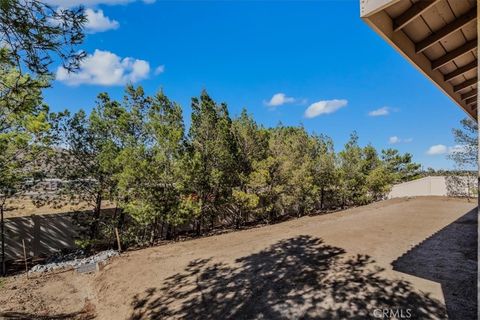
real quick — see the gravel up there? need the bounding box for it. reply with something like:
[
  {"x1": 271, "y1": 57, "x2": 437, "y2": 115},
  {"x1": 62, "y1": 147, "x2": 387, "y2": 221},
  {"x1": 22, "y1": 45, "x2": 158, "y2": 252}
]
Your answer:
[{"x1": 29, "y1": 249, "x2": 119, "y2": 273}]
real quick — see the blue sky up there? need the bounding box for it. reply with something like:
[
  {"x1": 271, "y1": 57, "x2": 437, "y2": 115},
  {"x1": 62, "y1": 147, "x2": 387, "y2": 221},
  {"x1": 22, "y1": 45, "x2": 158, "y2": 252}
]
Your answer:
[{"x1": 44, "y1": 0, "x2": 470, "y2": 169}]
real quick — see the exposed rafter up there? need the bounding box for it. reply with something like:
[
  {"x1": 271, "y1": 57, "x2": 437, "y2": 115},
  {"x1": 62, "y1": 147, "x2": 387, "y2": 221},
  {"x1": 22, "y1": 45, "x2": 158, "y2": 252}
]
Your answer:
[
  {"x1": 465, "y1": 96, "x2": 477, "y2": 105},
  {"x1": 461, "y1": 89, "x2": 477, "y2": 100},
  {"x1": 416, "y1": 9, "x2": 477, "y2": 53},
  {"x1": 453, "y1": 77, "x2": 477, "y2": 93},
  {"x1": 361, "y1": 0, "x2": 478, "y2": 120},
  {"x1": 431, "y1": 40, "x2": 477, "y2": 70},
  {"x1": 444, "y1": 60, "x2": 477, "y2": 82},
  {"x1": 393, "y1": 0, "x2": 440, "y2": 32}
]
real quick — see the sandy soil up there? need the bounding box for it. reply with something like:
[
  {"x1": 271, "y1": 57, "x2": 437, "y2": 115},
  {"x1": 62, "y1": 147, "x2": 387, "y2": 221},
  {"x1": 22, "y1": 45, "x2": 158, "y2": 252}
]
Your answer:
[{"x1": 0, "y1": 196, "x2": 476, "y2": 319}]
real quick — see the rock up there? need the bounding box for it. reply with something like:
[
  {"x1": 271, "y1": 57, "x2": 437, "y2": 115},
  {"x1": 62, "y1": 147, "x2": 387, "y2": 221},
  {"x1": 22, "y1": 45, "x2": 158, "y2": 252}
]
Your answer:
[{"x1": 29, "y1": 249, "x2": 119, "y2": 274}]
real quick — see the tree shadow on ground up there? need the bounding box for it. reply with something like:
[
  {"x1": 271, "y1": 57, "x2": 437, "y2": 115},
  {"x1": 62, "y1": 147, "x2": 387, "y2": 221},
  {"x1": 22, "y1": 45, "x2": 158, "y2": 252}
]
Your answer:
[
  {"x1": 393, "y1": 208, "x2": 477, "y2": 320},
  {"x1": 129, "y1": 235, "x2": 446, "y2": 319}
]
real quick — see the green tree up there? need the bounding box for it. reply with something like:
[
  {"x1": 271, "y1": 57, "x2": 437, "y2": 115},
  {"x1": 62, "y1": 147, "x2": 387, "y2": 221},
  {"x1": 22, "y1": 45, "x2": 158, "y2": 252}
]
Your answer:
[
  {"x1": 381, "y1": 148, "x2": 420, "y2": 183},
  {"x1": 116, "y1": 88, "x2": 187, "y2": 242},
  {"x1": 366, "y1": 165, "x2": 393, "y2": 201},
  {"x1": 0, "y1": 62, "x2": 51, "y2": 274},
  {"x1": 54, "y1": 93, "x2": 122, "y2": 240},
  {"x1": 338, "y1": 132, "x2": 366, "y2": 207},
  {"x1": 0, "y1": 0, "x2": 86, "y2": 275},
  {"x1": 0, "y1": 0, "x2": 86, "y2": 77},
  {"x1": 362, "y1": 144, "x2": 393, "y2": 201},
  {"x1": 445, "y1": 118, "x2": 478, "y2": 199},
  {"x1": 186, "y1": 91, "x2": 239, "y2": 234},
  {"x1": 448, "y1": 118, "x2": 478, "y2": 169},
  {"x1": 231, "y1": 109, "x2": 268, "y2": 227},
  {"x1": 247, "y1": 154, "x2": 281, "y2": 222},
  {"x1": 232, "y1": 109, "x2": 268, "y2": 180},
  {"x1": 0, "y1": 1, "x2": 86, "y2": 111},
  {"x1": 246, "y1": 126, "x2": 317, "y2": 221},
  {"x1": 312, "y1": 134, "x2": 336, "y2": 210},
  {"x1": 273, "y1": 126, "x2": 317, "y2": 217},
  {"x1": 362, "y1": 144, "x2": 381, "y2": 174}
]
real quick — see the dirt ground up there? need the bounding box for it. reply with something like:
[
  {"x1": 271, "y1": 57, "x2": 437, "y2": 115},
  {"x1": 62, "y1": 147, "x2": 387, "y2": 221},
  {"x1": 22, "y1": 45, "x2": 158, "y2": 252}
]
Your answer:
[
  {"x1": 4, "y1": 198, "x2": 114, "y2": 218},
  {"x1": 0, "y1": 196, "x2": 476, "y2": 319}
]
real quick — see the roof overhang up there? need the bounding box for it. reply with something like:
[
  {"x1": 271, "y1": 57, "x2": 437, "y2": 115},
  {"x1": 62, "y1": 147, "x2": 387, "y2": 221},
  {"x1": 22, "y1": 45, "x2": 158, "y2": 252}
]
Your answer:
[{"x1": 360, "y1": 0, "x2": 478, "y2": 120}]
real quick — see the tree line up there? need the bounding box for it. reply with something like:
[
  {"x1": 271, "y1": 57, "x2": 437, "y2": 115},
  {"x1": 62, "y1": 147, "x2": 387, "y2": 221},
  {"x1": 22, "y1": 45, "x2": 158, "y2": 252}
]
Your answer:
[
  {"x1": 28, "y1": 86, "x2": 420, "y2": 246},
  {"x1": 0, "y1": 0, "x2": 423, "y2": 251},
  {"x1": 1, "y1": 0, "x2": 475, "y2": 270}
]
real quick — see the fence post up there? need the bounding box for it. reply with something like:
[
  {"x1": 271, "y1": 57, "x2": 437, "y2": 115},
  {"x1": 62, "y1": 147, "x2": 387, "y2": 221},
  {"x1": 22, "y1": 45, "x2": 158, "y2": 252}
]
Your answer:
[
  {"x1": 115, "y1": 228, "x2": 122, "y2": 253},
  {"x1": 22, "y1": 239, "x2": 28, "y2": 277}
]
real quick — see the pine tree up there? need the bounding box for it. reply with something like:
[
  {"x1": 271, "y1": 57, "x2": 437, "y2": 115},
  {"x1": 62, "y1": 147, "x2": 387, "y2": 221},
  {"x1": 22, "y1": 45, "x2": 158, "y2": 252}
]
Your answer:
[
  {"x1": 55, "y1": 93, "x2": 122, "y2": 240},
  {"x1": 381, "y1": 148, "x2": 420, "y2": 183},
  {"x1": 338, "y1": 132, "x2": 366, "y2": 206},
  {"x1": 312, "y1": 134, "x2": 336, "y2": 210},
  {"x1": 231, "y1": 109, "x2": 267, "y2": 226},
  {"x1": 186, "y1": 91, "x2": 239, "y2": 234},
  {"x1": 116, "y1": 89, "x2": 187, "y2": 241},
  {"x1": 449, "y1": 118, "x2": 478, "y2": 169},
  {"x1": 0, "y1": 60, "x2": 52, "y2": 275}
]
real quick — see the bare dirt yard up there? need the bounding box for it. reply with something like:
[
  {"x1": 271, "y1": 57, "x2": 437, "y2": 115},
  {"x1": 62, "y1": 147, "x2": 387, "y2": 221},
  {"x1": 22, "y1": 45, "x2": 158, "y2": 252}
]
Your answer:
[
  {"x1": 0, "y1": 196, "x2": 476, "y2": 319},
  {"x1": 4, "y1": 198, "x2": 114, "y2": 218}
]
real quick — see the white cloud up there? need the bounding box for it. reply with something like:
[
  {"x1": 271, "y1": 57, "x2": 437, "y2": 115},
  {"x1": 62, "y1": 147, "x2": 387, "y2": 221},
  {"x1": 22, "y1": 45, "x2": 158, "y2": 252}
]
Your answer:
[
  {"x1": 388, "y1": 136, "x2": 400, "y2": 144},
  {"x1": 45, "y1": 0, "x2": 154, "y2": 7},
  {"x1": 56, "y1": 49, "x2": 150, "y2": 86},
  {"x1": 304, "y1": 99, "x2": 348, "y2": 118},
  {"x1": 85, "y1": 9, "x2": 119, "y2": 33},
  {"x1": 388, "y1": 136, "x2": 412, "y2": 144},
  {"x1": 265, "y1": 93, "x2": 296, "y2": 107},
  {"x1": 426, "y1": 144, "x2": 448, "y2": 155},
  {"x1": 426, "y1": 144, "x2": 468, "y2": 156},
  {"x1": 154, "y1": 65, "x2": 165, "y2": 75},
  {"x1": 368, "y1": 106, "x2": 391, "y2": 117}
]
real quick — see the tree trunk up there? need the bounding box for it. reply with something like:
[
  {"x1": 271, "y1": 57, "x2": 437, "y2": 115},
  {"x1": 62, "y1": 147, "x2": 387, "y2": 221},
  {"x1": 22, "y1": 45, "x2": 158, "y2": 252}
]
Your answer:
[
  {"x1": 112, "y1": 206, "x2": 118, "y2": 222},
  {"x1": 320, "y1": 187, "x2": 325, "y2": 211},
  {"x1": 117, "y1": 207, "x2": 125, "y2": 230},
  {"x1": 195, "y1": 214, "x2": 202, "y2": 236},
  {"x1": 150, "y1": 228, "x2": 155, "y2": 245},
  {"x1": 149, "y1": 218, "x2": 157, "y2": 245},
  {"x1": 111, "y1": 206, "x2": 118, "y2": 246},
  {"x1": 90, "y1": 193, "x2": 102, "y2": 240},
  {"x1": 235, "y1": 211, "x2": 240, "y2": 229},
  {"x1": 269, "y1": 209, "x2": 275, "y2": 223},
  {"x1": 166, "y1": 223, "x2": 175, "y2": 240}
]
